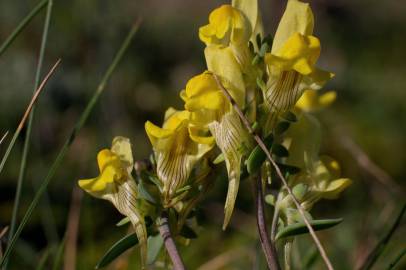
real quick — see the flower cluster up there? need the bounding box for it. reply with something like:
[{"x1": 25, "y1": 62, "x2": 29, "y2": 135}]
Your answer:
[{"x1": 77, "y1": 0, "x2": 351, "y2": 267}]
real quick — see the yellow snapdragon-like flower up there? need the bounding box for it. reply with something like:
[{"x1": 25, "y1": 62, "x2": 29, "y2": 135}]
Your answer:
[
  {"x1": 282, "y1": 114, "x2": 351, "y2": 211},
  {"x1": 181, "y1": 70, "x2": 250, "y2": 230},
  {"x1": 199, "y1": 4, "x2": 251, "y2": 47},
  {"x1": 263, "y1": 0, "x2": 333, "y2": 131},
  {"x1": 145, "y1": 108, "x2": 214, "y2": 206},
  {"x1": 78, "y1": 137, "x2": 148, "y2": 267}
]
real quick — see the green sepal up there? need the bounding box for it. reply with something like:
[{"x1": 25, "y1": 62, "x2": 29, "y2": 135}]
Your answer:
[
  {"x1": 116, "y1": 217, "x2": 130, "y2": 227},
  {"x1": 213, "y1": 153, "x2": 225, "y2": 164}
]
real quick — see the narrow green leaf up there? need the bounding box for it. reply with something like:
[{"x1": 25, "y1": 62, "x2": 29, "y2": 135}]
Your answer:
[
  {"x1": 0, "y1": 0, "x2": 48, "y2": 57},
  {"x1": 146, "y1": 234, "x2": 163, "y2": 265},
  {"x1": 0, "y1": 21, "x2": 141, "y2": 267},
  {"x1": 360, "y1": 204, "x2": 406, "y2": 270},
  {"x1": 275, "y1": 121, "x2": 290, "y2": 135},
  {"x1": 141, "y1": 171, "x2": 162, "y2": 190},
  {"x1": 116, "y1": 217, "x2": 130, "y2": 227},
  {"x1": 246, "y1": 134, "x2": 274, "y2": 174},
  {"x1": 179, "y1": 225, "x2": 198, "y2": 239},
  {"x1": 52, "y1": 236, "x2": 66, "y2": 270},
  {"x1": 272, "y1": 144, "x2": 289, "y2": 158},
  {"x1": 276, "y1": 218, "x2": 343, "y2": 240},
  {"x1": 96, "y1": 233, "x2": 139, "y2": 269},
  {"x1": 35, "y1": 249, "x2": 51, "y2": 270},
  {"x1": 387, "y1": 248, "x2": 406, "y2": 270},
  {"x1": 176, "y1": 185, "x2": 192, "y2": 194},
  {"x1": 6, "y1": 2, "x2": 54, "y2": 269}
]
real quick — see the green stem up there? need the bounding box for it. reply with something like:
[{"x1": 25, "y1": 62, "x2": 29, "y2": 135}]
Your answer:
[
  {"x1": 387, "y1": 248, "x2": 406, "y2": 270},
  {"x1": 5, "y1": 1, "x2": 53, "y2": 269},
  {"x1": 0, "y1": 20, "x2": 141, "y2": 267},
  {"x1": 0, "y1": 0, "x2": 48, "y2": 57},
  {"x1": 359, "y1": 204, "x2": 406, "y2": 270}
]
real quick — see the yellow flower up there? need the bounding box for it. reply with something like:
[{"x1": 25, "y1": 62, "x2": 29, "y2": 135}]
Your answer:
[
  {"x1": 263, "y1": 0, "x2": 333, "y2": 130},
  {"x1": 78, "y1": 137, "x2": 148, "y2": 267},
  {"x1": 181, "y1": 71, "x2": 250, "y2": 230},
  {"x1": 232, "y1": 0, "x2": 264, "y2": 49},
  {"x1": 282, "y1": 114, "x2": 351, "y2": 210},
  {"x1": 296, "y1": 89, "x2": 336, "y2": 112},
  {"x1": 145, "y1": 108, "x2": 213, "y2": 206},
  {"x1": 199, "y1": 4, "x2": 251, "y2": 47}
]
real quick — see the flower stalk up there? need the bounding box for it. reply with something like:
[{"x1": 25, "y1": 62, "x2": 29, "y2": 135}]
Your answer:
[
  {"x1": 159, "y1": 211, "x2": 186, "y2": 270},
  {"x1": 255, "y1": 175, "x2": 281, "y2": 270}
]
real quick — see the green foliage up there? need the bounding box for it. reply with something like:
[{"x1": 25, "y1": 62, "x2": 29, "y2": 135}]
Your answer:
[{"x1": 275, "y1": 218, "x2": 343, "y2": 240}]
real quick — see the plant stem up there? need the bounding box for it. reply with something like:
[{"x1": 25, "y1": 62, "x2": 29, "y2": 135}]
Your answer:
[
  {"x1": 271, "y1": 193, "x2": 279, "y2": 241},
  {"x1": 212, "y1": 73, "x2": 335, "y2": 270},
  {"x1": 255, "y1": 175, "x2": 280, "y2": 270},
  {"x1": 359, "y1": 203, "x2": 406, "y2": 270},
  {"x1": 0, "y1": 0, "x2": 48, "y2": 57},
  {"x1": 5, "y1": 2, "x2": 54, "y2": 269},
  {"x1": 159, "y1": 211, "x2": 186, "y2": 270},
  {"x1": 0, "y1": 20, "x2": 141, "y2": 267}
]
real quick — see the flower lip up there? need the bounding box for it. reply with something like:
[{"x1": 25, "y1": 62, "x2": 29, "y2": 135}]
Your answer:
[{"x1": 199, "y1": 4, "x2": 251, "y2": 46}]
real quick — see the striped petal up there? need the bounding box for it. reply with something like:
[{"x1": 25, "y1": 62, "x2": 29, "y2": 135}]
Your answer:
[
  {"x1": 77, "y1": 138, "x2": 148, "y2": 267},
  {"x1": 145, "y1": 108, "x2": 214, "y2": 205},
  {"x1": 209, "y1": 111, "x2": 249, "y2": 229}
]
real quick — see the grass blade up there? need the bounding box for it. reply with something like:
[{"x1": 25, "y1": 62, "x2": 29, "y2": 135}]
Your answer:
[
  {"x1": 5, "y1": 1, "x2": 54, "y2": 269},
  {"x1": 0, "y1": 59, "x2": 60, "y2": 177},
  {"x1": 359, "y1": 203, "x2": 406, "y2": 270},
  {"x1": 0, "y1": 132, "x2": 8, "y2": 146},
  {"x1": 387, "y1": 248, "x2": 406, "y2": 270},
  {"x1": 0, "y1": 0, "x2": 48, "y2": 57},
  {"x1": 35, "y1": 249, "x2": 51, "y2": 270},
  {"x1": 0, "y1": 20, "x2": 141, "y2": 267}
]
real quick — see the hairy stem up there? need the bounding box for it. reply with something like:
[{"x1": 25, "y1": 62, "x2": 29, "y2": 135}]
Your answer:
[
  {"x1": 159, "y1": 211, "x2": 186, "y2": 270},
  {"x1": 255, "y1": 175, "x2": 281, "y2": 270}
]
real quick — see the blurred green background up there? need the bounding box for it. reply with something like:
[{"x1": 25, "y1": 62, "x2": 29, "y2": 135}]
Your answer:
[{"x1": 0, "y1": 0, "x2": 405, "y2": 269}]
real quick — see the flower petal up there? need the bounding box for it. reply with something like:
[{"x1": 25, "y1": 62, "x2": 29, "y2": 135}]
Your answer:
[
  {"x1": 111, "y1": 136, "x2": 134, "y2": 171},
  {"x1": 205, "y1": 45, "x2": 245, "y2": 107},
  {"x1": 209, "y1": 112, "x2": 248, "y2": 229},
  {"x1": 272, "y1": 0, "x2": 314, "y2": 53},
  {"x1": 322, "y1": 178, "x2": 352, "y2": 199}
]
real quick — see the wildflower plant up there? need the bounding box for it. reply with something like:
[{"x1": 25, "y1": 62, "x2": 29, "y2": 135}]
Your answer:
[{"x1": 77, "y1": 0, "x2": 352, "y2": 269}]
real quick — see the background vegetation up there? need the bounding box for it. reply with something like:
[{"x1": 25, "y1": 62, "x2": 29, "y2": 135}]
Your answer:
[{"x1": 0, "y1": 0, "x2": 405, "y2": 269}]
